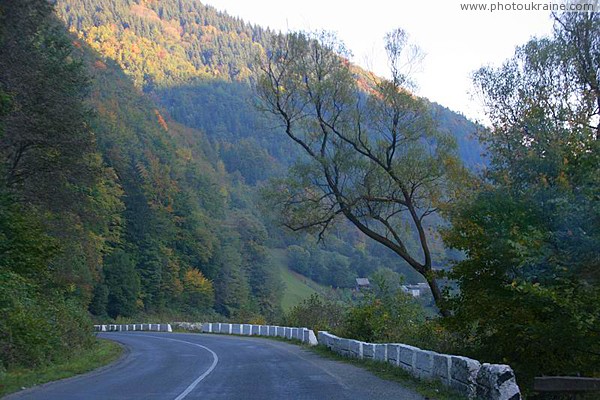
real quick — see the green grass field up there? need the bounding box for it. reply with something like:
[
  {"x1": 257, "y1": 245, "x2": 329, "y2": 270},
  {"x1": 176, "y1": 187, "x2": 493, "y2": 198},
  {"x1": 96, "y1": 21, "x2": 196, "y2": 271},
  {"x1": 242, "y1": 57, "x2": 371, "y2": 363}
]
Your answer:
[
  {"x1": 269, "y1": 248, "x2": 326, "y2": 311},
  {"x1": 0, "y1": 338, "x2": 122, "y2": 397}
]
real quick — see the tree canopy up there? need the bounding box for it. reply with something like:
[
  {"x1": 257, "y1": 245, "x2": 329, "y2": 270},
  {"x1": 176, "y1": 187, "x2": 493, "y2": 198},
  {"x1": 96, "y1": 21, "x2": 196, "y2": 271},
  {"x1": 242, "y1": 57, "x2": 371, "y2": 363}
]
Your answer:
[{"x1": 443, "y1": 10, "x2": 599, "y2": 388}]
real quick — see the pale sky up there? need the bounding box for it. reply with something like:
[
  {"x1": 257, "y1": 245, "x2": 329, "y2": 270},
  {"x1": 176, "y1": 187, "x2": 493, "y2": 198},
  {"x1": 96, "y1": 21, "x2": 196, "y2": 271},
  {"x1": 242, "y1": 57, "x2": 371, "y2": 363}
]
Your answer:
[{"x1": 203, "y1": 0, "x2": 556, "y2": 123}]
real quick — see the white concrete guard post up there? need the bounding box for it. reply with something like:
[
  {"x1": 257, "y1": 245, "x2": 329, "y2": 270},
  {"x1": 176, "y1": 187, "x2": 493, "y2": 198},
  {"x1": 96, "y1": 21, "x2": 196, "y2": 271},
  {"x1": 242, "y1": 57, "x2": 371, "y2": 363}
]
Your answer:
[
  {"x1": 374, "y1": 344, "x2": 387, "y2": 361},
  {"x1": 316, "y1": 331, "x2": 521, "y2": 400},
  {"x1": 387, "y1": 344, "x2": 400, "y2": 366},
  {"x1": 189, "y1": 322, "x2": 319, "y2": 346},
  {"x1": 243, "y1": 324, "x2": 252, "y2": 335},
  {"x1": 362, "y1": 343, "x2": 375, "y2": 360},
  {"x1": 219, "y1": 323, "x2": 230, "y2": 334},
  {"x1": 276, "y1": 326, "x2": 285, "y2": 338},
  {"x1": 94, "y1": 324, "x2": 172, "y2": 333}
]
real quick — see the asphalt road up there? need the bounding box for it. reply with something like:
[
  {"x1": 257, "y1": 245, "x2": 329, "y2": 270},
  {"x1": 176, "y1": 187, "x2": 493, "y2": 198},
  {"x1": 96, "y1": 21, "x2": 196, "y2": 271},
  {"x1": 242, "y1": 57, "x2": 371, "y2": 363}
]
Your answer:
[{"x1": 7, "y1": 332, "x2": 427, "y2": 400}]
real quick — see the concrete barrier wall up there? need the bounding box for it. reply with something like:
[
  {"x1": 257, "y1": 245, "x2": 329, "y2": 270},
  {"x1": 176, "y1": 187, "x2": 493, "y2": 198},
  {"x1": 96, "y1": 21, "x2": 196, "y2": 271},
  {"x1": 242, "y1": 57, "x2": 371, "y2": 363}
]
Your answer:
[
  {"x1": 94, "y1": 323, "x2": 172, "y2": 332},
  {"x1": 175, "y1": 322, "x2": 318, "y2": 346},
  {"x1": 317, "y1": 331, "x2": 521, "y2": 400}
]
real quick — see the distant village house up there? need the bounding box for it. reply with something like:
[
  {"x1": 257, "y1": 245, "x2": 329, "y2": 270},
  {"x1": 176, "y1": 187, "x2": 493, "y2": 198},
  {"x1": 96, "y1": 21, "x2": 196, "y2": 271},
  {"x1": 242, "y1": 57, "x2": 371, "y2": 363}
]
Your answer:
[
  {"x1": 355, "y1": 278, "x2": 370, "y2": 291},
  {"x1": 401, "y1": 282, "x2": 429, "y2": 298}
]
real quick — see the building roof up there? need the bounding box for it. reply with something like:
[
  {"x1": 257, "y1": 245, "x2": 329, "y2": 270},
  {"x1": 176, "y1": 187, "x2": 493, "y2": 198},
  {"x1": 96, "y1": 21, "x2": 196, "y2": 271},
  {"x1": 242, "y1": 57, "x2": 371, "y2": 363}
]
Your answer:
[{"x1": 356, "y1": 278, "x2": 370, "y2": 286}]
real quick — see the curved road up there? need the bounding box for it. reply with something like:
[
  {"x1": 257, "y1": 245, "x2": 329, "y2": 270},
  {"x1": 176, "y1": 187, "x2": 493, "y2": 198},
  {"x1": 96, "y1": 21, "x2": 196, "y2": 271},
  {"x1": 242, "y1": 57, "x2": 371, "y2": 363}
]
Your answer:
[{"x1": 7, "y1": 332, "x2": 427, "y2": 400}]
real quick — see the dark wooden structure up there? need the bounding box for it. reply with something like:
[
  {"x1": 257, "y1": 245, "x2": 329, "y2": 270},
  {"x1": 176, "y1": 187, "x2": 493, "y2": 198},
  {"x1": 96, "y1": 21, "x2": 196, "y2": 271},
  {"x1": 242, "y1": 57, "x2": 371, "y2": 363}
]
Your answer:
[{"x1": 534, "y1": 376, "x2": 600, "y2": 399}]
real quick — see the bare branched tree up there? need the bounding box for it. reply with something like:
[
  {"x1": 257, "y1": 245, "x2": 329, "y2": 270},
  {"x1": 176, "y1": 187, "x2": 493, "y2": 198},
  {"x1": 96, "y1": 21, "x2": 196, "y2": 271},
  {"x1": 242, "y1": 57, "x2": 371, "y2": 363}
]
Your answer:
[{"x1": 257, "y1": 29, "x2": 464, "y2": 315}]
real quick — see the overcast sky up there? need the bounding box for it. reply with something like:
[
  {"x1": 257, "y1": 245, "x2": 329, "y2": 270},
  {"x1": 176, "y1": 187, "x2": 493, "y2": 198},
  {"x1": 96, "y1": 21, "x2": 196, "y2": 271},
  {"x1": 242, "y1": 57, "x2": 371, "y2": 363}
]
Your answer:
[{"x1": 203, "y1": 0, "x2": 557, "y2": 123}]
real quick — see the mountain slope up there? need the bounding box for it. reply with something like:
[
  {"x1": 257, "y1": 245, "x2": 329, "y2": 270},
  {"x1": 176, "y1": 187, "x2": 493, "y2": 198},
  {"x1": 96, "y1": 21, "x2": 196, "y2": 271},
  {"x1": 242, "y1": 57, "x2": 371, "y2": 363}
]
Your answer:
[
  {"x1": 55, "y1": 0, "x2": 484, "y2": 174},
  {"x1": 73, "y1": 40, "x2": 284, "y2": 320}
]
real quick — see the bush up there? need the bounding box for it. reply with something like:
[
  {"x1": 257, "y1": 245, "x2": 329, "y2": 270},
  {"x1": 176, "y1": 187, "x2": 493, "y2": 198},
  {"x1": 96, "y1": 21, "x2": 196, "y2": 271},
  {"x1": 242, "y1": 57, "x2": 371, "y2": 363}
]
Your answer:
[
  {"x1": 341, "y1": 291, "x2": 425, "y2": 343},
  {"x1": 284, "y1": 294, "x2": 346, "y2": 332},
  {"x1": 0, "y1": 271, "x2": 94, "y2": 370},
  {"x1": 286, "y1": 245, "x2": 311, "y2": 276},
  {"x1": 340, "y1": 281, "x2": 457, "y2": 354}
]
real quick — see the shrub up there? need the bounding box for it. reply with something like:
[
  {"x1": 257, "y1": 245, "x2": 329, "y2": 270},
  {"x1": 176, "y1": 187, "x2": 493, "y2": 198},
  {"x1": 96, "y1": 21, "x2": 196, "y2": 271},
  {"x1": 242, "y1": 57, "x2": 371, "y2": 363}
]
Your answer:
[
  {"x1": 341, "y1": 291, "x2": 426, "y2": 344},
  {"x1": 0, "y1": 271, "x2": 93, "y2": 370},
  {"x1": 284, "y1": 294, "x2": 346, "y2": 332}
]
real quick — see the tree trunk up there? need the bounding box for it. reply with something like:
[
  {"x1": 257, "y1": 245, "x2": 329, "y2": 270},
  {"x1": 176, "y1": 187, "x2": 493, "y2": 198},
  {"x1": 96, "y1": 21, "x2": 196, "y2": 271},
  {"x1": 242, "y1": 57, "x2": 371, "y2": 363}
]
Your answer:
[{"x1": 424, "y1": 272, "x2": 450, "y2": 317}]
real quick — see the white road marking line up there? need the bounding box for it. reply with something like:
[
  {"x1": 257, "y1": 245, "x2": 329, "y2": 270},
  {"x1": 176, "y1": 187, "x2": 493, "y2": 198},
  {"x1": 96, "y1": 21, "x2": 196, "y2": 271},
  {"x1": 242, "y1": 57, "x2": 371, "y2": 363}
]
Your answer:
[{"x1": 120, "y1": 334, "x2": 219, "y2": 400}]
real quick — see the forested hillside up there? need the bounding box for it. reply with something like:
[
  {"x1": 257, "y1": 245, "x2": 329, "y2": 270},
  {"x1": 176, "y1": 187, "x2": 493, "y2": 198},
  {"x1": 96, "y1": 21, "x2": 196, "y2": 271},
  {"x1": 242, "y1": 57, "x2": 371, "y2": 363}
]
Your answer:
[
  {"x1": 1, "y1": 0, "x2": 114, "y2": 370},
  {"x1": 79, "y1": 47, "x2": 284, "y2": 321},
  {"x1": 56, "y1": 0, "x2": 484, "y2": 175},
  {"x1": 2, "y1": 0, "x2": 284, "y2": 334}
]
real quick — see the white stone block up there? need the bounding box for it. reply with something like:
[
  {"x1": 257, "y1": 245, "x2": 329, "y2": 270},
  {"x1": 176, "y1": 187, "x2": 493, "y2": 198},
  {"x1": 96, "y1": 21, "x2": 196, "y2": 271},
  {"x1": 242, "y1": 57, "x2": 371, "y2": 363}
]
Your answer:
[
  {"x1": 348, "y1": 340, "x2": 363, "y2": 359},
  {"x1": 241, "y1": 324, "x2": 250, "y2": 335},
  {"x1": 306, "y1": 330, "x2": 318, "y2": 346},
  {"x1": 451, "y1": 355, "x2": 481, "y2": 398},
  {"x1": 291, "y1": 328, "x2": 299, "y2": 340},
  {"x1": 374, "y1": 344, "x2": 387, "y2": 362},
  {"x1": 317, "y1": 331, "x2": 331, "y2": 347},
  {"x1": 398, "y1": 344, "x2": 419, "y2": 372},
  {"x1": 387, "y1": 344, "x2": 401, "y2": 366},
  {"x1": 433, "y1": 353, "x2": 452, "y2": 385},
  {"x1": 415, "y1": 350, "x2": 437, "y2": 378},
  {"x1": 362, "y1": 343, "x2": 375, "y2": 359},
  {"x1": 476, "y1": 363, "x2": 521, "y2": 400},
  {"x1": 219, "y1": 323, "x2": 230, "y2": 334}
]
